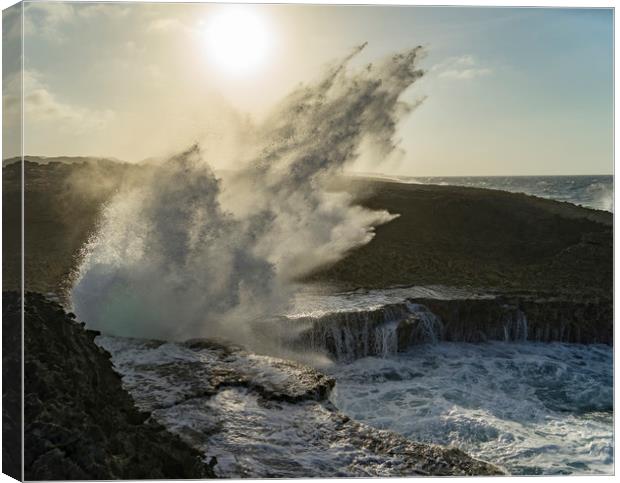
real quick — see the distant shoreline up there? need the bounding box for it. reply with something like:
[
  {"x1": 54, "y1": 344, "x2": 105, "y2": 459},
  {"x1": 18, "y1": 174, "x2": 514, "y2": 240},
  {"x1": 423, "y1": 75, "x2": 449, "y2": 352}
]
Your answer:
[
  {"x1": 350, "y1": 172, "x2": 613, "y2": 179},
  {"x1": 3, "y1": 155, "x2": 613, "y2": 177}
]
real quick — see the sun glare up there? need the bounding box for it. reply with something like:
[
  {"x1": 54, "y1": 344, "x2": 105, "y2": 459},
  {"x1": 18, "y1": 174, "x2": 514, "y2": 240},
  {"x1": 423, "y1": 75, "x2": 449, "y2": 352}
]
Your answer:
[{"x1": 204, "y1": 8, "x2": 271, "y2": 76}]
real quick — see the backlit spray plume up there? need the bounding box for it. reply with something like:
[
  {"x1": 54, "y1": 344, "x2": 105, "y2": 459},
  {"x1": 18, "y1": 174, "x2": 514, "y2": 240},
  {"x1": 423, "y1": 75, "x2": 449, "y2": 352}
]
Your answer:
[{"x1": 71, "y1": 44, "x2": 425, "y2": 344}]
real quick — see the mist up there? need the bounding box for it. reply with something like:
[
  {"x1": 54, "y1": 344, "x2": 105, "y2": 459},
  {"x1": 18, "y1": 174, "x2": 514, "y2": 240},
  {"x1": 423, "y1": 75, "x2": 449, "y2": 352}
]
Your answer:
[{"x1": 70, "y1": 44, "x2": 425, "y2": 348}]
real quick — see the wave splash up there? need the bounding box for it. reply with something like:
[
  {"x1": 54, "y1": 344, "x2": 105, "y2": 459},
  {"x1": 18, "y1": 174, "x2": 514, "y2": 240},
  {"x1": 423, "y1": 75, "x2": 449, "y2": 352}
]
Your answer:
[
  {"x1": 70, "y1": 44, "x2": 425, "y2": 343},
  {"x1": 285, "y1": 302, "x2": 443, "y2": 361}
]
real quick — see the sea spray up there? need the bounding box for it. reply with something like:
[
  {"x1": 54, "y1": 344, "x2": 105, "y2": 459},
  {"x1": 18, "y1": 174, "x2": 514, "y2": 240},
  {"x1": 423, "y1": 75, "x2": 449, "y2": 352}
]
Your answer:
[
  {"x1": 218, "y1": 44, "x2": 425, "y2": 279},
  {"x1": 71, "y1": 147, "x2": 284, "y2": 341},
  {"x1": 71, "y1": 44, "x2": 426, "y2": 343}
]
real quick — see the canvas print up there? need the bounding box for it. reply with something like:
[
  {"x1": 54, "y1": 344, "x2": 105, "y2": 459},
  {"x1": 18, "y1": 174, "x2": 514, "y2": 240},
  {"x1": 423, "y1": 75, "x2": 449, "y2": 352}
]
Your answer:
[{"x1": 2, "y1": 2, "x2": 614, "y2": 480}]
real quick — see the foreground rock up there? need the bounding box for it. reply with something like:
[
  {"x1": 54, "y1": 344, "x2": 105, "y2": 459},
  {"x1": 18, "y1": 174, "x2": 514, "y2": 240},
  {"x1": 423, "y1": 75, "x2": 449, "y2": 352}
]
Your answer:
[
  {"x1": 98, "y1": 335, "x2": 503, "y2": 477},
  {"x1": 2, "y1": 293, "x2": 22, "y2": 479},
  {"x1": 15, "y1": 292, "x2": 214, "y2": 480}
]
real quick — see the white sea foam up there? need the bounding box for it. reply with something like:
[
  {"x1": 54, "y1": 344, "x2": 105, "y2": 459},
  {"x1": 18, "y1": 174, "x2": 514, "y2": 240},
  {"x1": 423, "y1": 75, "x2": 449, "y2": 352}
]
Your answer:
[
  {"x1": 97, "y1": 334, "x2": 497, "y2": 478},
  {"x1": 329, "y1": 341, "x2": 613, "y2": 475},
  {"x1": 586, "y1": 181, "x2": 613, "y2": 212},
  {"x1": 288, "y1": 284, "x2": 491, "y2": 318}
]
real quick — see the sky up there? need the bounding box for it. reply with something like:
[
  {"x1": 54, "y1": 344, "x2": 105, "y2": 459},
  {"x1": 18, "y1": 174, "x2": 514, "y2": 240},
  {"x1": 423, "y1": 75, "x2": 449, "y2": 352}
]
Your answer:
[{"x1": 2, "y1": 2, "x2": 614, "y2": 176}]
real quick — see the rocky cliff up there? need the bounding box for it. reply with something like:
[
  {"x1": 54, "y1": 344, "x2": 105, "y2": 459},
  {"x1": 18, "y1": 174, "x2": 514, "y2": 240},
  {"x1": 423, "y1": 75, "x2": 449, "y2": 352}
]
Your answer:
[
  {"x1": 288, "y1": 293, "x2": 612, "y2": 362},
  {"x1": 6, "y1": 291, "x2": 215, "y2": 480}
]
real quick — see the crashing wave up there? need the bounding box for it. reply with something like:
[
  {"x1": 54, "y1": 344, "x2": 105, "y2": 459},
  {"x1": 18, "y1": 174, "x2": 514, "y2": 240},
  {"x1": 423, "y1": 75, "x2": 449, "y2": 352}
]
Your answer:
[{"x1": 71, "y1": 44, "x2": 425, "y2": 344}]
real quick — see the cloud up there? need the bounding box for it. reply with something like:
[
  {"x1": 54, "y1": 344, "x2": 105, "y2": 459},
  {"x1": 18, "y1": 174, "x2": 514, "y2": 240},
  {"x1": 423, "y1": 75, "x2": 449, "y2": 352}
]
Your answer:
[
  {"x1": 2, "y1": 4, "x2": 23, "y2": 40},
  {"x1": 24, "y1": 2, "x2": 129, "y2": 40},
  {"x1": 3, "y1": 70, "x2": 114, "y2": 132},
  {"x1": 147, "y1": 17, "x2": 185, "y2": 33},
  {"x1": 439, "y1": 67, "x2": 493, "y2": 80},
  {"x1": 432, "y1": 55, "x2": 493, "y2": 80},
  {"x1": 75, "y1": 4, "x2": 131, "y2": 19},
  {"x1": 145, "y1": 16, "x2": 199, "y2": 37}
]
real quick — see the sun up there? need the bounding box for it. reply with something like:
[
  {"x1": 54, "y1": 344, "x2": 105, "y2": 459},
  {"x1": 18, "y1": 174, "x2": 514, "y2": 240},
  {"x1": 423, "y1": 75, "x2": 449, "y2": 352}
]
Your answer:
[{"x1": 204, "y1": 8, "x2": 272, "y2": 76}]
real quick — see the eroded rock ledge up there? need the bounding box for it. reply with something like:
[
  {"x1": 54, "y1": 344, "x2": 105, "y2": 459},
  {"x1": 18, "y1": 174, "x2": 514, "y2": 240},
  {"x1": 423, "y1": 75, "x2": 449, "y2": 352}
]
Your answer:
[
  {"x1": 415, "y1": 293, "x2": 612, "y2": 345},
  {"x1": 293, "y1": 294, "x2": 612, "y2": 361},
  {"x1": 98, "y1": 333, "x2": 503, "y2": 477}
]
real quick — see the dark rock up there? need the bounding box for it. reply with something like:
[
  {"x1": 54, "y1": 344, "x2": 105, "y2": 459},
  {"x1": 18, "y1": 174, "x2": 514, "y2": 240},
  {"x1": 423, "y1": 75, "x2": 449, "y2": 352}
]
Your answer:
[
  {"x1": 416, "y1": 294, "x2": 613, "y2": 345},
  {"x1": 2, "y1": 292, "x2": 23, "y2": 480},
  {"x1": 293, "y1": 293, "x2": 612, "y2": 361},
  {"x1": 12, "y1": 291, "x2": 214, "y2": 480},
  {"x1": 308, "y1": 178, "x2": 612, "y2": 298}
]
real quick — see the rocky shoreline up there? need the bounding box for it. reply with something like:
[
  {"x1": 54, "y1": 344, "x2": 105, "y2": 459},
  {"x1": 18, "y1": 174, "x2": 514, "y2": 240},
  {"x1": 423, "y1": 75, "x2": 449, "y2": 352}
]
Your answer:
[
  {"x1": 3, "y1": 161, "x2": 612, "y2": 478},
  {"x1": 414, "y1": 293, "x2": 612, "y2": 345},
  {"x1": 13, "y1": 291, "x2": 503, "y2": 478},
  {"x1": 274, "y1": 291, "x2": 612, "y2": 363}
]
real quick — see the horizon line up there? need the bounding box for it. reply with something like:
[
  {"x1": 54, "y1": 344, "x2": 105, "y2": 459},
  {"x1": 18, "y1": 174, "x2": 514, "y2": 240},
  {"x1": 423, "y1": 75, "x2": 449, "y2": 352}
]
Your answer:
[{"x1": 3, "y1": 155, "x2": 614, "y2": 178}]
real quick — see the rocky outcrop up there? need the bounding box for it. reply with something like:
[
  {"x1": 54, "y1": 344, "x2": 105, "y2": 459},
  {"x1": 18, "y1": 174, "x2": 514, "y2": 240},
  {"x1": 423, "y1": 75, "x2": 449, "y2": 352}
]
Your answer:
[
  {"x1": 288, "y1": 302, "x2": 439, "y2": 360},
  {"x1": 417, "y1": 294, "x2": 613, "y2": 345},
  {"x1": 291, "y1": 294, "x2": 612, "y2": 361},
  {"x1": 98, "y1": 334, "x2": 504, "y2": 477},
  {"x1": 4, "y1": 164, "x2": 612, "y2": 302},
  {"x1": 3, "y1": 292, "x2": 22, "y2": 480},
  {"x1": 309, "y1": 178, "x2": 612, "y2": 297},
  {"x1": 15, "y1": 291, "x2": 214, "y2": 480}
]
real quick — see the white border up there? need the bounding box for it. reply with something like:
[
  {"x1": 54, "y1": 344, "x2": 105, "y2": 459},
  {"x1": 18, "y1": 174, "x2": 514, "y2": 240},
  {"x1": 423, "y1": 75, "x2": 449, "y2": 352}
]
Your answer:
[{"x1": 0, "y1": 1, "x2": 615, "y2": 483}]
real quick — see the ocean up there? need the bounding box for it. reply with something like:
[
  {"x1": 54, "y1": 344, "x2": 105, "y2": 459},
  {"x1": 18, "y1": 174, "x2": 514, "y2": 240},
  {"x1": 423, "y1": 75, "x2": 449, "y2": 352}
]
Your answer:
[
  {"x1": 99, "y1": 285, "x2": 613, "y2": 476},
  {"x1": 356, "y1": 174, "x2": 614, "y2": 212},
  {"x1": 84, "y1": 168, "x2": 613, "y2": 476},
  {"x1": 330, "y1": 340, "x2": 613, "y2": 475},
  {"x1": 290, "y1": 287, "x2": 614, "y2": 475}
]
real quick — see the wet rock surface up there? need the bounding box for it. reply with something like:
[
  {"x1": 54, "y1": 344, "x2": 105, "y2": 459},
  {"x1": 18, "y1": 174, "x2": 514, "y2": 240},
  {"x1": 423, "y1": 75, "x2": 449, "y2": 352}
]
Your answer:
[
  {"x1": 98, "y1": 334, "x2": 504, "y2": 477},
  {"x1": 290, "y1": 293, "x2": 612, "y2": 361},
  {"x1": 416, "y1": 293, "x2": 613, "y2": 345},
  {"x1": 17, "y1": 292, "x2": 214, "y2": 480},
  {"x1": 100, "y1": 335, "x2": 336, "y2": 410}
]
